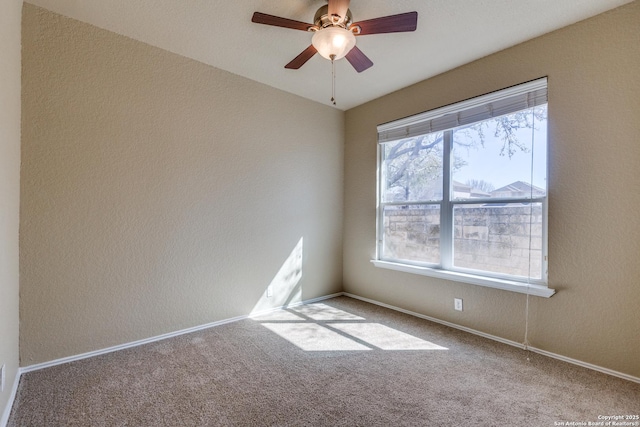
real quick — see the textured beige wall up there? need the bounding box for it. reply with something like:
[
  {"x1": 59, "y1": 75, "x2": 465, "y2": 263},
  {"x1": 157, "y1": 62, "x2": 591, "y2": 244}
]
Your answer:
[
  {"x1": 21, "y1": 4, "x2": 344, "y2": 365},
  {"x1": 344, "y1": 2, "x2": 640, "y2": 377},
  {"x1": 0, "y1": 0, "x2": 22, "y2": 420}
]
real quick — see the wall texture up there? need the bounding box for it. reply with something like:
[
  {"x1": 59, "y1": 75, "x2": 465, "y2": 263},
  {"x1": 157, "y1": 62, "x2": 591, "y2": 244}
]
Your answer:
[
  {"x1": 0, "y1": 0, "x2": 22, "y2": 422},
  {"x1": 21, "y1": 4, "x2": 344, "y2": 366},
  {"x1": 344, "y1": 1, "x2": 640, "y2": 377}
]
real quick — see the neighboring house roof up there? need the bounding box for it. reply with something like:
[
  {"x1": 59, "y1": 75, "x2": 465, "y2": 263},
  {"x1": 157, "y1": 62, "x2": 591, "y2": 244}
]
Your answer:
[
  {"x1": 452, "y1": 180, "x2": 471, "y2": 193},
  {"x1": 453, "y1": 180, "x2": 492, "y2": 198},
  {"x1": 491, "y1": 181, "x2": 545, "y2": 196},
  {"x1": 470, "y1": 188, "x2": 492, "y2": 198}
]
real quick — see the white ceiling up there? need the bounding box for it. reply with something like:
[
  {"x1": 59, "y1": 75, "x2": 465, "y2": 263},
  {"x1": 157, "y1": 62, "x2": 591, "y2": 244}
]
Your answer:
[{"x1": 26, "y1": 0, "x2": 633, "y2": 110}]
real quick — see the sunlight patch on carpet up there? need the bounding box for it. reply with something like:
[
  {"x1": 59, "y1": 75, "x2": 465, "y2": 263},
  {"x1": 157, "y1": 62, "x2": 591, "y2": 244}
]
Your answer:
[
  {"x1": 256, "y1": 302, "x2": 448, "y2": 352},
  {"x1": 330, "y1": 323, "x2": 447, "y2": 350},
  {"x1": 261, "y1": 323, "x2": 372, "y2": 351},
  {"x1": 289, "y1": 303, "x2": 365, "y2": 321}
]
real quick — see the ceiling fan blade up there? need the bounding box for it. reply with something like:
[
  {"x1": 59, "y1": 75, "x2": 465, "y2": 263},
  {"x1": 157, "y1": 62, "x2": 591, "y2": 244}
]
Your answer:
[
  {"x1": 251, "y1": 12, "x2": 314, "y2": 31},
  {"x1": 352, "y1": 11, "x2": 418, "y2": 35},
  {"x1": 285, "y1": 45, "x2": 318, "y2": 69},
  {"x1": 328, "y1": 0, "x2": 351, "y2": 22},
  {"x1": 345, "y1": 46, "x2": 373, "y2": 73}
]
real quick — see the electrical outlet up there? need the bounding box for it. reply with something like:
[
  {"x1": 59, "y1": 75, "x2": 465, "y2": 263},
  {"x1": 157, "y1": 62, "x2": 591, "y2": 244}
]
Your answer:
[
  {"x1": 454, "y1": 298, "x2": 463, "y2": 311},
  {"x1": 266, "y1": 285, "x2": 273, "y2": 298},
  {"x1": 1, "y1": 364, "x2": 5, "y2": 392}
]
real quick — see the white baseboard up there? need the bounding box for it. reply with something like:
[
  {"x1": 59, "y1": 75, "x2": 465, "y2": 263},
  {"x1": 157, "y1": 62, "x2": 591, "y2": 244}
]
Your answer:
[
  {"x1": 20, "y1": 292, "x2": 343, "y2": 374},
  {"x1": 1, "y1": 369, "x2": 21, "y2": 427},
  {"x1": 342, "y1": 292, "x2": 640, "y2": 384},
  {"x1": 16, "y1": 289, "x2": 638, "y2": 391}
]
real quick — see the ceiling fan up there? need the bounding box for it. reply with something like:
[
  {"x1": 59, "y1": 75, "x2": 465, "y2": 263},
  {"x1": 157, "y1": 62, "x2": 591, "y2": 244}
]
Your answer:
[{"x1": 251, "y1": 0, "x2": 418, "y2": 73}]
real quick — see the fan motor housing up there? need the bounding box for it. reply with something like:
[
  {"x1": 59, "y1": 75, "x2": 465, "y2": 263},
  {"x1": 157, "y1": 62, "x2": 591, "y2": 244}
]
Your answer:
[{"x1": 313, "y1": 5, "x2": 353, "y2": 29}]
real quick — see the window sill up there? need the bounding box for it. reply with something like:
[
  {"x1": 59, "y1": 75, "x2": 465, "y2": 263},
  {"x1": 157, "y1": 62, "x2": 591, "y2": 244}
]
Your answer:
[{"x1": 371, "y1": 260, "x2": 556, "y2": 298}]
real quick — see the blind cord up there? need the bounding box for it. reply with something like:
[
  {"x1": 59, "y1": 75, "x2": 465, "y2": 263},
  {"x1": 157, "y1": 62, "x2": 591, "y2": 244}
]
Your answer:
[{"x1": 523, "y1": 107, "x2": 536, "y2": 361}]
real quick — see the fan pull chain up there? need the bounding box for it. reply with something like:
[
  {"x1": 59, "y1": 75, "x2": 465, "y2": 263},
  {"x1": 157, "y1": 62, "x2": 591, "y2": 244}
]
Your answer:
[{"x1": 330, "y1": 55, "x2": 336, "y2": 106}]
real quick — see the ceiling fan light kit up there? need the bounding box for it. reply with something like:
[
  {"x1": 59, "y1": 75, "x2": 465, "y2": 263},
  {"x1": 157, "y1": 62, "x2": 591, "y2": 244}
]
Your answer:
[{"x1": 312, "y1": 26, "x2": 356, "y2": 60}]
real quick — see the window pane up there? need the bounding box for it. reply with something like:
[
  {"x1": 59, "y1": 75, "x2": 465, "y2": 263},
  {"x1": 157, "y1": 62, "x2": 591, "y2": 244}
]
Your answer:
[
  {"x1": 382, "y1": 205, "x2": 440, "y2": 264},
  {"x1": 453, "y1": 203, "x2": 543, "y2": 279},
  {"x1": 451, "y1": 106, "x2": 547, "y2": 201},
  {"x1": 381, "y1": 133, "x2": 444, "y2": 203}
]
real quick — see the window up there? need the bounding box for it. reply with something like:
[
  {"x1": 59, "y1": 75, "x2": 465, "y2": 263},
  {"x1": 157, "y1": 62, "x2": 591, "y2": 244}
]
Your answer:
[{"x1": 374, "y1": 79, "x2": 553, "y2": 297}]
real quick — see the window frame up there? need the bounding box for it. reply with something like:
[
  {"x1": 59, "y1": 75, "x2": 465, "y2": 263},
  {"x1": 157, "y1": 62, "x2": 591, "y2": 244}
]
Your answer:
[{"x1": 373, "y1": 79, "x2": 554, "y2": 298}]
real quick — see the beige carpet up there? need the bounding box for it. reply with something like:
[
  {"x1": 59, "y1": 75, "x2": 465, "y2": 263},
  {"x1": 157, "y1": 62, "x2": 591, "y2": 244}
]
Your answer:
[{"x1": 8, "y1": 297, "x2": 640, "y2": 426}]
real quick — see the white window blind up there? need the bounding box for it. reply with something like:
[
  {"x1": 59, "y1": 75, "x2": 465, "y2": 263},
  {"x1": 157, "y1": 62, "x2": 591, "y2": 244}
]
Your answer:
[{"x1": 377, "y1": 78, "x2": 548, "y2": 144}]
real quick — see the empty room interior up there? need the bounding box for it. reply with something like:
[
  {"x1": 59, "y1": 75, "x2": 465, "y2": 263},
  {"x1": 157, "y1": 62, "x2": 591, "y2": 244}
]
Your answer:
[{"x1": 1, "y1": 0, "x2": 639, "y2": 425}]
